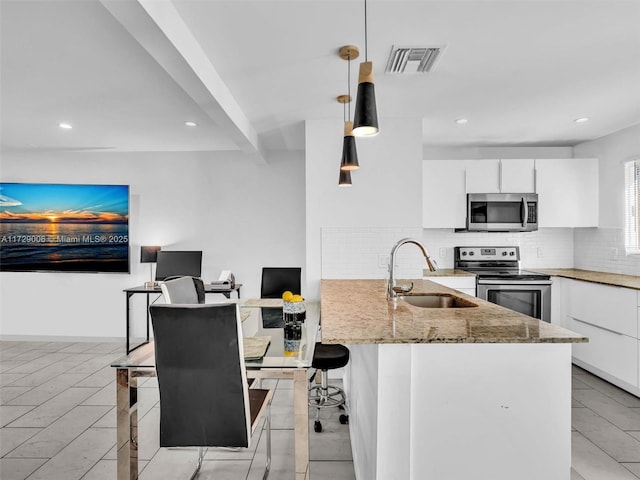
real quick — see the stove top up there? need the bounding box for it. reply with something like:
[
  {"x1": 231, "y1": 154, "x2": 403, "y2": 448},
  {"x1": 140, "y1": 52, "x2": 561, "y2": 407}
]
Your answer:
[
  {"x1": 462, "y1": 268, "x2": 551, "y2": 281},
  {"x1": 453, "y1": 246, "x2": 550, "y2": 282}
]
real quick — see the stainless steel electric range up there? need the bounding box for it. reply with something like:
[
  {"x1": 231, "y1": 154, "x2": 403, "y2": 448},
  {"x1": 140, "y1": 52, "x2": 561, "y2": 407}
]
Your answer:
[{"x1": 454, "y1": 246, "x2": 552, "y2": 322}]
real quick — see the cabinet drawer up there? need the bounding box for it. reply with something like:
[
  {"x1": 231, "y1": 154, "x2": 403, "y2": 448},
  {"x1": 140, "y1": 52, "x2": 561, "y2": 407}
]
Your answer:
[
  {"x1": 567, "y1": 317, "x2": 638, "y2": 387},
  {"x1": 425, "y1": 277, "x2": 476, "y2": 296},
  {"x1": 567, "y1": 280, "x2": 637, "y2": 337},
  {"x1": 456, "y1": 288, "x2": 477, "y2": 297}
]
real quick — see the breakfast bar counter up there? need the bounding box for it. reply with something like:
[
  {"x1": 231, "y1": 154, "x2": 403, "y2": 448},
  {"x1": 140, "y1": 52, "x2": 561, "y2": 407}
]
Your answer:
[
  {"x1": 321, "y1": 279, "x2": 586, "y2": 345},
  {"x1": 320, "y1": 279, "x2": 586, "y2": 480}
]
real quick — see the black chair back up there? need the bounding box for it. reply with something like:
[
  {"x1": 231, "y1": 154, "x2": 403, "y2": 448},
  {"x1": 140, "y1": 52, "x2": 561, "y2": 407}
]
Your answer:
[
  {"x1": 150, "y1": 303, "x2": 251, "y2": 447},
  {"x1": 260, "y1": 267, "x2": 301, "y2": 298}
]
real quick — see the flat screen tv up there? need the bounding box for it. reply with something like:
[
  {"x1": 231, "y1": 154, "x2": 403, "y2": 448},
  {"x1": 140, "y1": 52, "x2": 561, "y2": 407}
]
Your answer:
[
  {"x1": 0, "y1": 182, "x2": 129, "y2": 273},
  {"x1": 155, "y1": 250, "x2": 202, "y2": 281}
]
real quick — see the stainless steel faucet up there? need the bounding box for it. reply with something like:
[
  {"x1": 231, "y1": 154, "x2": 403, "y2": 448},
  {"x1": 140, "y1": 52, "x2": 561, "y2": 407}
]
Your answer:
[{"x1": 387, "y1": 238, "x2": 438, "y2": 299}]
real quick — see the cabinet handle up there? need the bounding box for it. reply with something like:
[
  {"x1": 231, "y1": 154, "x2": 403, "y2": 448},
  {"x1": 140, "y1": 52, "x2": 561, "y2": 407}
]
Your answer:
[
  {"x1": 572, "y1": 317, "x2": 624, "y2": 336},
  {"x1": 498, "y1": 160, "x2": 502, "y2": 193}
]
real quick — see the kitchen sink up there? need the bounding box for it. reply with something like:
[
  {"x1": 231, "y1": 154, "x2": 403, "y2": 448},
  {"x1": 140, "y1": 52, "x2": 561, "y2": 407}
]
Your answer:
[{"x1": 398, "y1": 294, "x2": 478, "y2": 309}]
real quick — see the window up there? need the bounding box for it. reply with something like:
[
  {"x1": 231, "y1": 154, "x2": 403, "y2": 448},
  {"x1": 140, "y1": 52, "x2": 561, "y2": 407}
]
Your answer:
[{"x1": 624, "y1": 159, "x2": 640, "y2": 254}]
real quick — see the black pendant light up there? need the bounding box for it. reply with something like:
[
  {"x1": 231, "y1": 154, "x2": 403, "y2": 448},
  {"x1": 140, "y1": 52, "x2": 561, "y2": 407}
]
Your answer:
[
  {"x1": 338, "y1": 46, "x2": 359, "y2": 172},
  {"x1": 338, "y1": 169, "x2": 352, "y2": 187},
  {"x1": 353, "y1": 0, "x2": 379, "y2": 137},
  {"x1": 340, "y1": 122, "x2": 358, "y2": 171}
]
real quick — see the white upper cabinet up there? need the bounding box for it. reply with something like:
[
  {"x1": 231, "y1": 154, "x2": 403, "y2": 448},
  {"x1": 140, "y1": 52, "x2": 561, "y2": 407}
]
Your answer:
[
  {"x1": 423, "y1": 157, "x2": 598, "y2": 228},
  {"x1": 464, "y1": 159, "x2": 500, "y2": 193},
  {"x1": 535, "y1": 158, "x2": 599, "y2": 227},
  {"x1": 464, "y1": 159, "x2": 536, "y2": 193},
  {"x1": 500, "y1": 159, "x2": 536, "y2": 193},
  {"x1": 423, "y1": 160, "x2": 466, "y2": 228}
]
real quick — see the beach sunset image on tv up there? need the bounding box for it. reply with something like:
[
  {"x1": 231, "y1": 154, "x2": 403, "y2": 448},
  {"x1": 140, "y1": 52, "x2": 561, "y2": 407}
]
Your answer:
[{"x1": 0, "y1": 183, "x2": 129, "y2": 273}]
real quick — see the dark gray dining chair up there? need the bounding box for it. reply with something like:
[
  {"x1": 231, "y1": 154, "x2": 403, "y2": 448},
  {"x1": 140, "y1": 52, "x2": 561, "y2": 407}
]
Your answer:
[
  {"x1": 260, "y1": 267, "x2": 302, "y2": 299},
  {"x1": 160, "y1": 276, "x2": 205, "y2": 304},
  {"x1": 149, "y1": 303, "x2": 272, "y2": 479},
  {"x1": 260, "y1": 267, "x2": 302, "y2": 327}
]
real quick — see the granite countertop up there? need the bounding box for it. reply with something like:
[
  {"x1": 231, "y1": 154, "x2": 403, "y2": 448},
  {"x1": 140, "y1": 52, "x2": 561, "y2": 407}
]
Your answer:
[
  {"x1": 320, "y1": 279, "x2": 587, "y2": 345},
  {"x1": 422, "y1": 268, "x2": 476, "y2": 277},
  {"x1": 534, "y1": 268, "x2": 640, "y2": 290}
]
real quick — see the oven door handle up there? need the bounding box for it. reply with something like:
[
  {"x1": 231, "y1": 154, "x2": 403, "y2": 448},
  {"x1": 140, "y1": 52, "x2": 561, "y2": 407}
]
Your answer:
[
  {"x1": 521, "y1": 196, "x2": 528, "y2": 229},
  {"x1": 477, "y1": 279, "x2": 552, "y2": 285}
]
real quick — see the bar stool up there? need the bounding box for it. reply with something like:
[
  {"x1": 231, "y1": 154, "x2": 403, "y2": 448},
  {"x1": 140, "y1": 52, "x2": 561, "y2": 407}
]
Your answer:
[{"x1": 308, "y1": 342, "x2": 349, "y2": 432}]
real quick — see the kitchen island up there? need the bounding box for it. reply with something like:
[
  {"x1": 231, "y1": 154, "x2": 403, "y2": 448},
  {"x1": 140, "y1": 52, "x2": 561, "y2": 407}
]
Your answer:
[{"x1": 320, "y1": 279, "x2": 587, "y2": 480}]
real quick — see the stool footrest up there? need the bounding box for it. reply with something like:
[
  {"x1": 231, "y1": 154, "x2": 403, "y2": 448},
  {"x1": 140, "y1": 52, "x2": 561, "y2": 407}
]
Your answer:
[{"x1": 308, "y1": 384, "x2": 346, "y2": 409}]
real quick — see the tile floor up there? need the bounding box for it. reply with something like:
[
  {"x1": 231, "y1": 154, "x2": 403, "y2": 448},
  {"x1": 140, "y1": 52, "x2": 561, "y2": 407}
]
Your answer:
[
  {"x1": 0, "y1": 340, "x2": 639, "y2": 479},
  {"x1": 0, "y1": 340, "x2": 354, "y2": 480}
]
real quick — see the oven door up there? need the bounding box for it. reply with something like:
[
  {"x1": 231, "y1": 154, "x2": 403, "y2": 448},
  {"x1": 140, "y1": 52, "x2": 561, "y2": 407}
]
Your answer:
[{"x1": 477, "y1": 281, "x2": 551, "y2": 322}]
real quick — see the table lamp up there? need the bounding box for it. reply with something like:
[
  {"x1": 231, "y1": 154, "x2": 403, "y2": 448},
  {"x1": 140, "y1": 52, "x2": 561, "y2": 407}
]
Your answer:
[{"x1": 140, "y1": 246, "x2": 161, "y2": 288}]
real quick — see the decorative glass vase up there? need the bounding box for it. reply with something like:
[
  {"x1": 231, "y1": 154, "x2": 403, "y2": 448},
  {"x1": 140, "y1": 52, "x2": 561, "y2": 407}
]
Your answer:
[{"x1": 283, "y1": 299, "x2": 306, "y2": 355}]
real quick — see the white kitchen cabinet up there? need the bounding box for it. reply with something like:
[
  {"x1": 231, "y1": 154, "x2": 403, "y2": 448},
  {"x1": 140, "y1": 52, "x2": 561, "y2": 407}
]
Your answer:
[
  {"x1": 423, "y1": 160, "x2": 466, "y2": 228},
  {"x1": 568, "y1": 280, "x2": 637, "y2": 338},
  {"x1": 500, "y1": 159, "x2": 536, "y2": 193},
  {"x1": 550, "y1": 276, "x2": 567, "y2": 328},
  {"x1": 423, "y1": 157, "x2": 598, "y2": 228},
  {"x1": 557, "y1": 277, "x2": 639, "y2": 395},
  {"x1": 464, "y1": 159, "x2": 536, "y2": 194},
  {"x1": 425, "y1": 275, "x2": 476, "y2": 296},
  {"x1": 464, "y1": 159, "x2": 500, "y2": 193},
  {"x1": 567, "y1": 316, "x2": 639, "y2": 388},
  {"x1": 535, "y1": 158, "x2": 599, "y2": 227}
]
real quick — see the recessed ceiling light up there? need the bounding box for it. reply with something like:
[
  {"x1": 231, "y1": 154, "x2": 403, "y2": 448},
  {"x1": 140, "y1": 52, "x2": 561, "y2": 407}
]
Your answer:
[
  {"x1": 574, "y1": 117, "x2": 589, "y2": 123},
  {"x1": 454, "y1": 118, "x2": 468, "y2": 124},
  {"x1": 58, "y1": 122, "x2": 73, "y2": 129},
  {"x1": 184, "y1": 121, "x2": 197, "y2": 127}
]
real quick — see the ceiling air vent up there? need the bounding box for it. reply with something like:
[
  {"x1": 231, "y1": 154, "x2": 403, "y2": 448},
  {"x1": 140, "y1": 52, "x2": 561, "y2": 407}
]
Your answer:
[{"x1": 385, "y1": 46, "x2": 443, "y2": 74}]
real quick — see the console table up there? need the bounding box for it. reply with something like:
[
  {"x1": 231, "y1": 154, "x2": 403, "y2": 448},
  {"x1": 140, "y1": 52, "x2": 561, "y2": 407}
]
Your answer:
[{"x1": 123, "y1": 283, "x2": 242, "y2": 353}]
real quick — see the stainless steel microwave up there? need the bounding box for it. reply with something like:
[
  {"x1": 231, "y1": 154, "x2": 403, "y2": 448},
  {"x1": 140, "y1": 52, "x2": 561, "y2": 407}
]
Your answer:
[{"x1": 467, "y1": 193, "x2": 538, "y2": 232}]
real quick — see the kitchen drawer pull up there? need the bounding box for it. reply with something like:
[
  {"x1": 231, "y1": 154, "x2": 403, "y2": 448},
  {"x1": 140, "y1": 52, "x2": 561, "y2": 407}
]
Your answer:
[{"x1": 572, "y1": 317, "x2": 624, "y2": 336}]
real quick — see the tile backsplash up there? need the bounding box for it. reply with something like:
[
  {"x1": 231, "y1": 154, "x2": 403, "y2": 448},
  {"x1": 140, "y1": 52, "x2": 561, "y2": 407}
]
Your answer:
[
  {"x1": 321, "y1": 227, "x2": 424, "y2": 279},
  {"x1": 421, "y1": 228, "x2": 574, "y2": 269},
  {"x1": 574, "y1": 227, "x2": 640, "y2": 276},
  {"x1": 321, "y1": 227, "x2": 574, "y2": 279},
  {"x1": 322, "y1": 226, "x2": 640, "y2": 279}
]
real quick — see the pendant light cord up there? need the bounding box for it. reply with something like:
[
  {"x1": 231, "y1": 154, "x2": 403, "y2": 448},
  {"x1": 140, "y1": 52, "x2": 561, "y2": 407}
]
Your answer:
[
  {"x1": 343, "y1": 97, "x2": 347, "y2": 123},
  {"x1": 348, "y1": 52, "x2": 352, "y2": 120},
  {"x1": 364, "y1": 0, "x2": 368, "y2": 62}
]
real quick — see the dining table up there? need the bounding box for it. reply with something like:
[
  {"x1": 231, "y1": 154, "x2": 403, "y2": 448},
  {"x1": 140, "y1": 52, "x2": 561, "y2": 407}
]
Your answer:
[{"x1": 110, "y1": 298, "x2": 319, "y2": 480}]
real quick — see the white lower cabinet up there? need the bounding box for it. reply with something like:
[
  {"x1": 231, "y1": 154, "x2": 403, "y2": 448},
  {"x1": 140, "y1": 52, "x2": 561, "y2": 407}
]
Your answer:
[
  {"x1": 550, "y1": 277, "x2": 567, "y2": 328},
  {"x1": 568, "y1": 280, "x2": 637, "y2": 337},
  {"x1": 567, "y1": 317, "x2": 638, "y2": 388},
  {"x1": 554, "y1": 276, "x2": 640, "y2": 396},
  {"x1": 425, "y1": 275, "x2": 476, "y2": 297}
]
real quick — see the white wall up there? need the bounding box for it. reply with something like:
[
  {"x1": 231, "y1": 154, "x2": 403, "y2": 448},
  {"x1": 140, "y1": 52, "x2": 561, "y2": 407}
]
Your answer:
[
  {"x1": 0, "y1": 150, "x2": 305, "y2": 338},
  {"x1": 574, "y1": 122, "x2": 640, "y2": 229},
  {"x1": 573, "y1": 123, "x2": 640, "y2": 274},
  {"x1": 305, "y1": 118, "x2": 423, "y2": 298}
]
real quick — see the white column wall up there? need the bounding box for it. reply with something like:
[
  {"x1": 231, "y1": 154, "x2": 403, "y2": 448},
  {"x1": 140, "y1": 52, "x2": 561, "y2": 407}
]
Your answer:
[
  {"x1": 0, "y1": 150, "x2": 305, "y2": 338},
  {"x1": 305, "y1": 118, "x2": 423, "y2": 298}
]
